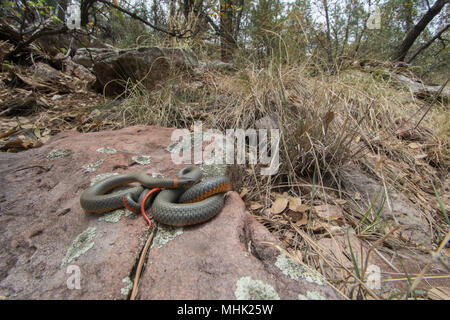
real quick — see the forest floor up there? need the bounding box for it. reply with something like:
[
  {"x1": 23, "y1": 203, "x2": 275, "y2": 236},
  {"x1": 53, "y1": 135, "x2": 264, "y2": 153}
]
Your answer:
[{"x1": 0, "y1": 56, "x2": 449, "y2": 300}]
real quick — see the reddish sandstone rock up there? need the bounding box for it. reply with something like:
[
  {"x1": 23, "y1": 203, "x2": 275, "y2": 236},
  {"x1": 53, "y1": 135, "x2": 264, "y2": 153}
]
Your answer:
[{"x1": 0, "y1": 125, "x2": 340, "y2": 299}]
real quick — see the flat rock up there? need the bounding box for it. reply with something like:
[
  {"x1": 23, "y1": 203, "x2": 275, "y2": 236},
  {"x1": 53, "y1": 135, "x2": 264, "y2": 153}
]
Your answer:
[{"x1": 0, "y1": 125, "x2": 340, "y2": 299}]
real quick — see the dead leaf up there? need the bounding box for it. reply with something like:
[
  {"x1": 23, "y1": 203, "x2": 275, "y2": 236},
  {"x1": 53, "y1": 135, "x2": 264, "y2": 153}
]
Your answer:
[
  {"x1": 414, "y1": 154, "x2": 428, "y2": 160},
  {"x1": 334, "y1": 199, "x2": 347, "y2": 205},
  {"x1": 314, "y1": 205, "x2": 344, "y2": 221},
  {"x1": 34, "y1": 127, "x2": 41, "y2": 139},
  {"x1": 408, "y1": 142, "x2": 422, "y2": 149},
  {"x1": 249, "y1": 202, "x2": 263, "y2": 210},
  {"x1": 271, "y1": 197, "x2": 288, "y2": 214},
  {"x1": 288, "y1": 197, "x2": 303, "y2": 211},
  {"x1": 294, "y1": 213, "x2": 308, "y2": 227}
]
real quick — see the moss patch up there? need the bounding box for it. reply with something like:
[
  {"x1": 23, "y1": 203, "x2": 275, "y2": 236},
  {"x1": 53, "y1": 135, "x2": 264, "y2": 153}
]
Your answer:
[
  {"x1": 61, "y1": 226, "x2": 96, "y2": 267},
  {"x1": 234, "y1": 276, "x2": 280, "y2": 300}
]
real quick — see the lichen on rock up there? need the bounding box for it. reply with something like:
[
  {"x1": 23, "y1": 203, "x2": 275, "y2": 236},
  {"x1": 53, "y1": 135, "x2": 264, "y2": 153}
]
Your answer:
[
  {"x1": 47, "y1": 149, "x2": 70, "y2": 160},
  {"x1": 132, "y1": 155, "x2": 152, "y2": 165},
  {"x1": 151, "y1": 225, "x2": 183, "y2": 249},
  {"x1": 82, "y1": 159, "x2": 104, "y2": 172},
  {"x1": 98, "y1": 209, "x2": 125, "y2": 223},
  {"x1": 96, "y1": 147, "x2": 117, "y2": 155},
  {"x1": 274, "y1": 253, "x2": 324, "y2": 285},
  {"x1": 298, "y1": 291, "x2": 326, "y2": 300},
  {"x1": 120, "y1": 277, "x2": 133, "y2": 296},
  {"x1": 61, "y1": 226, "x2": 96, "y2": 267},
  {"x1": 234, "y1": 276, "x2": 280, "y2": 300}
]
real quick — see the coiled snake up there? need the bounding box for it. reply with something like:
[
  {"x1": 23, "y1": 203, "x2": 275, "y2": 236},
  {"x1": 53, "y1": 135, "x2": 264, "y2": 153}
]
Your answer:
[{"x1": 80, "y1": 166, "x2": 230, "y2": 226}]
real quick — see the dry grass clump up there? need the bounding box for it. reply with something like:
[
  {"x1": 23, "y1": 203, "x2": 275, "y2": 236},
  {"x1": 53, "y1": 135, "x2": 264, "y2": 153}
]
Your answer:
[{"x1": 117, "y1": 59, "x2": 449, "y2": 299}]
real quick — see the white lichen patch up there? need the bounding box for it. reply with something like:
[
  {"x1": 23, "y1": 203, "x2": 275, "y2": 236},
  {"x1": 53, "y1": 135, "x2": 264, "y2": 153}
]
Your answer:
[
  {"x1": 298, "y1": 291, "x2": 326, "y2": 300},
  {"x1": 275, "y1": 253, "x2": 324, "y2": 285},
  {"x1": 96, "y1": 147, "x2": 117, "y2": 155},
  {"x1": 82, "y1": 159, "x2": 104, "y2": 173},
  {"x1": 234, "y1": 276, "x2": 280, "y2": 300},
  {"x1": 151, "y1": 225, "x2": 183, "y2": 249},
  {"x1": 61, "y1": 226, "x2": 96, "y2": 267},
  {"x1": 90, "y1": 173, "x2": 119, "y2": 186},
  {"x1": 47, "y1": 149, "x2": 70, "y2": 160},
  {"x1": 120, "y1": 277, "x2": 133, "y2": 296},
  {"x1": 132, "y1": 155, "x2": 152, "y2": 165},
  {"x1": 98, "y1": 209, "x2": 125, "y2": 223}
]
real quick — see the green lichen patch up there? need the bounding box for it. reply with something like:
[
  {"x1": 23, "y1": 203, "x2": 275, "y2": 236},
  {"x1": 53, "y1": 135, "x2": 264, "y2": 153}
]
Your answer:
[
  {"x1": 132, "y1": 155, "x2": 152, "y2": 165},
  {"x1": 298, "y1": 291, "x2": 326, "y2": 300},
  {"x1": 234, "y1": 276, "x2": 280, "y2": 300},
  {"x1": 151, "y1": 225, "x2": 183, "y2": 249},
  {"x1": 61, "y1": 226, "x2": 96, "y2": 267},
  {"x1": 47, "y1": 149, "x2": 70, "y2": 160},
  {"x1": 96, "y1": 147, "x2": 117, "y2": 155},
  {"x1": 120, "y1": 277, "x2": 133, "y2": 296},
  {"x1": 98, "y1": 209, "x2": 125, "y2": 223},
  {"x1": 275, "y1": 253, "x2": 324, "y2": 285},
  {"x1": 124, "y1": 209, "x2": 139, "y2": 219},
  {"x1": 90, "y1": 172, "x2": 119, "y2": 186},
  {"x1": 82, "y1": 159, "x2": 104, "y2": 173}
]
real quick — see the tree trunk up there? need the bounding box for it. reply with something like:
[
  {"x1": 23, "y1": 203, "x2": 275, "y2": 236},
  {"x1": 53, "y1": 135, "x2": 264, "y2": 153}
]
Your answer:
[
  {"x1": 184, "y1": 0, "x2": 194, "y2": 20},
  {"x1": 220, "y1": 0, "x2": 235, "y2": 62},
  {"x1": 80, "y1": 0, "x2": 96, "y2": 27},
  {"x1": 392, "y1": 0, "x2": 449, "y2": 62},
  {"x1": 406, "y1": 23, "x2": 450, "y2": 63},
  {"x1": 322, "y1": 0, "x2": 333, "y2": 64}
]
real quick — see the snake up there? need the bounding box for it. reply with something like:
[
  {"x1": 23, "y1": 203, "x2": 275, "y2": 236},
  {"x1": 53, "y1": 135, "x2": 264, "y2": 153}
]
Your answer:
[{"x1": 79, "y1": 166, "x2": 231, "y2": 226}]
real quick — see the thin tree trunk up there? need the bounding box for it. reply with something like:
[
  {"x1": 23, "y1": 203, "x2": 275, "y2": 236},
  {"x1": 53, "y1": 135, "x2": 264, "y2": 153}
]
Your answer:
[
  {"x1": 220, "y1": 0, "x2": 235, "y2": 61},
  {"x1": 392, "y1": 0, "x2": 449, "y2": 61},
  {"x1": 233, "y1": 0, "x2": 244, "y2": 40},
  {"x1": 322, "y1": 0, "x2": 333, "y2": 64}
]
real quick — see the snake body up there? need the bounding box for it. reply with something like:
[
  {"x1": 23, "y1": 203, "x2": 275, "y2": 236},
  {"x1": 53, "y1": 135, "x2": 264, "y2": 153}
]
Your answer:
[{"x1": 80, "y1": 166, "x2": 230, "y2": 226}]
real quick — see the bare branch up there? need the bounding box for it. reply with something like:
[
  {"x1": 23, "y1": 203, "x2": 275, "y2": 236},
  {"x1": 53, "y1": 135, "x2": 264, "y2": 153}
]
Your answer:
[
  {"x1": 407, "y1": 23, "x2": 450, "y2": 63},
  {"x1": 96, "y1": 0, "x2": 198, "y2": 38}
]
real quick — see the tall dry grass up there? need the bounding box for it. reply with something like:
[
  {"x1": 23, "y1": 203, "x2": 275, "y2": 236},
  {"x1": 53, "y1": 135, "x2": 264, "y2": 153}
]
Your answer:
[{"x1": 115, "y1": 55, "x2": 449, "y2": 299}]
